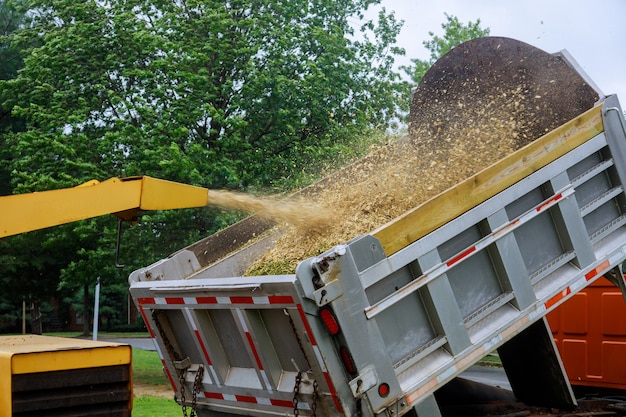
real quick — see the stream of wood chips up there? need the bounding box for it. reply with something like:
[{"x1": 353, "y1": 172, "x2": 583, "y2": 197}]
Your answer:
[
  {"x1": 207, "y1": 38, "x2": 598, "y2": 276},
  {"x1": 239, "y1": 93, "x2": 520, "y2": 275}
]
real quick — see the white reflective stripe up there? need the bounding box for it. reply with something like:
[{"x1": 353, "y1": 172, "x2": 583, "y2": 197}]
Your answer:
[
  {"x1": 529, "y1": 305, "x2": 546, "y2": 321},
  {"x1": 437, "y1": 365, "x2": 457, "y2": 384},
  {"x1": 609, "y1": 250, "x2": 623, "y2": 266},
  {"x1": 235, "y1": 308, "x2": 249, "y2": 332},
  {"x1": 311, "y1": 345, "x2": 328, "y2": 372},
  {"x1": 209, "y1": 366, "x2": 221, "y2": 387},
  {"x1": 260, "y1": 369, "x2": 273, "y2": 394},
  {"x1": 256, "y1": 397, "x2": 272, "y2": 405},
  {"x1": 153, "y1": 339, "x2": 164, "y2": 358},
  {"x1": 256, "y1": 296, "x2": 270, "y2": 304},
  {"x1": 183, "y1": 308, "x2": 197, "y2": 330},
  {"x1": 570, "y1": 276, "x2": 587, "y2": 294},
  {"x1": 482, "y1": 334, "x2": 502, "y2": 352},
  {"x1": 222, "y1": 393, "x2": 236, "y2": 402},
  {"x1": 217, "y1": 296, "x2": 231, "y2": 304}
]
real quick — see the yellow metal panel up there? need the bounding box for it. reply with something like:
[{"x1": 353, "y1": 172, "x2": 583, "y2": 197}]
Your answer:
[
  {"x1": 0, "y1": 352, "x2": 13, "y2": 417},
  {"x1": 0, "y1": 175, "x2": 209, "y2": 238},
  {"x1": 139, "y1": 176, "x2": 209, "y2": 210},
  {"x1": 373, "y1": 104, "x2": 605, "y2": 256},
  {"x1": 11, "y1": 345, "x2": 131, "y2": 374},
  {"x1": 0, "y1": 177, "x2": 142, "y2": 237},
  {"x1": 0, "y1": 335, "x2": 132, "y2": 374}
]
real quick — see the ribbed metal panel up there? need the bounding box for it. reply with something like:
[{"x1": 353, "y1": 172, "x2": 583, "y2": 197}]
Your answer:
[{"x1": 12, "y1": 365, "x2": 131, "y2": 417}]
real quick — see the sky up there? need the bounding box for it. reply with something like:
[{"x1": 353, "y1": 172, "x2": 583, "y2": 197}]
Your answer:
[{"x1": 372, "y1": 0, "x2": 626, "y2": 104}]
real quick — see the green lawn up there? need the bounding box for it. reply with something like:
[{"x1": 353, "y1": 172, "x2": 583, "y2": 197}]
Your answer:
[
  {"x1": 132, "y1": 348, "x2": 182, "y2": 416},
  {"x1": 133, "y1": 348, "x2": 169, "y2": 386},
  {"x1": 133, "y1": 396, "x2": 182, "y2": 417}
]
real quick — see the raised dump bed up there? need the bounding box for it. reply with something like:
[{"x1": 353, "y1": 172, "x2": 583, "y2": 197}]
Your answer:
[{"x1": 130, "y1": 95, "x2": 626, "y2": 416}]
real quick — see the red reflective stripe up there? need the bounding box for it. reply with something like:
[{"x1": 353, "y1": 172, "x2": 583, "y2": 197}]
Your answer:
[
  {"x1": 297, "y1": 305, "x2": 344, "y2": 412},
  {"x1": 268, "y1": 295, "x2": 294, "y2": 304},
  {"x1": 297, "y1": 304, "x2": 317, "y2": 346},
  {"x1": 204, "y1": 391, "x2": 223, "y2": 400},
  {"x1": 230, "y1": 296, "x2": 254, "y2": 304},
  {"x1": 194, "y1": 329, "x2": 213, "y2": 366},
  {"x1": 137, "y1": 297, "x2": 155, "y2": 305},
  {"x1": 245, "y1": 332, "x2": 263, "y2": 370},
  {"x1": 585, "y1": 260, "x2": 610, "y2": 281},
  {"x1": 545, "y1": 287, "x2": 571, "y2": 310},
  {"x1": 270, "y1": 398, "x2": 295, "y2": 408},
  {"x1": 165, "y1": 297, "x2": 185, "y2": 304},
  {"x1": 138, "y1": 306, "x2": 155, "y2": 338},
  {"x1": 162, "y1": 360, "x2": 177, "y2": 392},
  {"x1": 323, "y1": 371, "x2": 344, "y2": 412},
  {"x1": 536, "y1": 193, "x2": 562, "y2": 212},
  {"x1": 235, "y1": 395, "x2": 257, "y2": 403},
  {"x1": 447, "y1": 246, "x2": 476, "y2": 267},
  {"x1": 196, "y1": 296, "x2": 218, "y2": 304}
]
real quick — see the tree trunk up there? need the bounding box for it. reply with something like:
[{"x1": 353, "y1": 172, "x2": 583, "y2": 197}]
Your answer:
[
  {"x1": 81, "y1": 282, "x2": 90, "y2": 337},
  {"x1": 30, "y1": 298, "x2": 42, "y2": 335}
]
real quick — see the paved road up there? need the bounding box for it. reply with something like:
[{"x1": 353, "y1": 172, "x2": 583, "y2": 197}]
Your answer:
[
  {"x1": 462, "y1": 365, "x2": 511, "y2": 391},
  {"x1": 100, "y1": 337, "x2": 156, "y2": 351}
]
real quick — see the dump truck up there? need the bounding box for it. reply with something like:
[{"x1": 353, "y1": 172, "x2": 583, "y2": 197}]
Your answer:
[{"x1": 128, "y1": 37, "x2": 626, "y2": 416}]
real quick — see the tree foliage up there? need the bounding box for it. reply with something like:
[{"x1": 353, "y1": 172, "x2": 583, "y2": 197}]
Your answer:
[
  {"x1": 0, "y1": 0, "x2": 406, "y2": 330},
  {"x1": 4, "y1": 0, "x2": 405, "y2": 192},
  {"x1": 1, "y1": 0, "x2": 28, "y2": 194},
  {"x1": 0, "y1": 1, "x2": 491, "y2": 331},
  {"x1": 0, "y1": 0, "x2": 25, "y2": 81}
]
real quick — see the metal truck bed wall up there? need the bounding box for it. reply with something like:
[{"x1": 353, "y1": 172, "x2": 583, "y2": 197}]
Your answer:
[{"x1": 130, "y1": 95, "x2": 626, "y2": 417}]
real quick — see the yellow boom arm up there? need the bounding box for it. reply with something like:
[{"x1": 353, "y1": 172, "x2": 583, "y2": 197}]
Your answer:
[{"x1": 0, "y1": 176, "x2": 209, "y2": 238}]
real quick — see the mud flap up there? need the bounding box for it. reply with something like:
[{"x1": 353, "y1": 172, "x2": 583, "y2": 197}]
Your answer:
[{"x1": 498, "y1": 316, "x2": 576, "y2": 410}]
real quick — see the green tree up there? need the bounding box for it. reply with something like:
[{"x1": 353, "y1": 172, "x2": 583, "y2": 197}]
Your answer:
[
  {"x1": 0, "y1": 0, "x2": 406, "y2": 331},
  {"x1": 0, "y1": 0, "x2": 52, "y2": 334},
  {"x1": 1, "y1": 0, "x2": 28, "y2": 193},
  {"x1": 403, "y1": 13, "x2": 490, "y2": 85}
]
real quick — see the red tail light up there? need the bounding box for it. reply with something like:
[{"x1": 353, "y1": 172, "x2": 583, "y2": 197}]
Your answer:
[
  {"x1": 339, "y1": 346, "x2": 357, "y2": 374},
  {"x1": 319, "y1": 307, "x2": 340, "y2": 336}
]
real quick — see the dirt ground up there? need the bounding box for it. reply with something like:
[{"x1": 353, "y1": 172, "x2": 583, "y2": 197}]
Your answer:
[{"x1": 134, "y1": 382, "x2": 173, "y2": 398}]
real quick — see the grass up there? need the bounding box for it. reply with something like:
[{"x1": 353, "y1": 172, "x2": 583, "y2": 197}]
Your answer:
[
  {"x1": 478, "y1": 353, "x2": 503, "y2": 367},
  {"x1": 131, "y1": 348, "x2": 183, "y2": 416},
  {"x1": 132, "y1": 397, "x2": 182, "y2": 417},
  {"x1": 133, "y1": 348, "x2": 170, "y2": 386}
]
